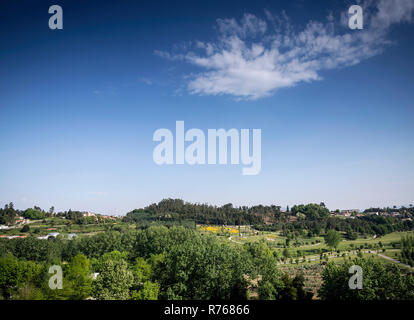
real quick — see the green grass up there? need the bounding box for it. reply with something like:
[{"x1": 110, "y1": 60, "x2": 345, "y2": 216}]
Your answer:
[
  {"x1": 226, "y1": 228, "x2": 414, "y2": 270},
  {"x1": 381, "y1": 249, "x2": 400, "y2": 260}
]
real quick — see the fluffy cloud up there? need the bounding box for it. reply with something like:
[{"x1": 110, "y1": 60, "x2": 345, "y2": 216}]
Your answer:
[{"x1": 157, "y1": 0, "x2": 414, "y2": 100}]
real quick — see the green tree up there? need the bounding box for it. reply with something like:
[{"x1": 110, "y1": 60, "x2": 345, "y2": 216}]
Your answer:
[
  {"x1": 132, "y1": 257, "x2": 152, "y2": 284},
  {"x1": 0, "y1": 203, "x2": 18, "y2": 225},
  {"x1": 92, "y1": 259, "x2": 134, "y2": 300},
  {"x1": 319, "y1": 258, "x2": 414, "y2": 300},
  {"x1": 291, "y1": 203, "x2": 330, "y2": 220},
  {"x1": 20, "y1": 225, "x2": 30, "y2": 233},
  {"x1": 131, "y1": 281, "x2": 160, "y2": 300},
  {"x1": 0, "y1": 254, "x2": 44, "y2": 299},
  {"x1": 23, "y1": 208, "x2": 46, "y2": 220},
  {"x1": 325, "y1": 230, "x2": 341, "y2": 249},
  {"x1": 64, "y1": 254, "x2": 92, "y2": 299},
  {"x1": 282, "y1": 248, "x2": 291, "y2": 258},
  {"x1": 293, "y1": 273, "x2": 313, "y2": 300},
  {"x1": 400, "y1": 235, "x2": 414, "y2": 266},
  {"x1": 156, "y1": 236, "x2": 249, "y2": 299}
]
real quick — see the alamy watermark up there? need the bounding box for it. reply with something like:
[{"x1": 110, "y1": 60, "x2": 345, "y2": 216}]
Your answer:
[
  {"x1": 48, "y1": 265, "x2": 63, "y2": 289},
  {"x1": 48, "y1": 5, "x2": 63, "y2": 30},
  {"x1": 153, "y1": 121, "x2": 261, "y2": 175},
  {"x1": 348, "y1": 5, "x2": 363, "y2": 30},
  {"x1": 348, "y1": 265, "x2": 363, "y2": 290}
]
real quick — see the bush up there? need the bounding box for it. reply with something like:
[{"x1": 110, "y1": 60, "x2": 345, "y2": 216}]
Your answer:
[{"x1": 20, "y1": 225, "x2": 30, "y2": 233}]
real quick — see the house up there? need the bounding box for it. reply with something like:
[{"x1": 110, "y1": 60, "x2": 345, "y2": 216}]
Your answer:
[
  {"x1": 82, "y1": 212, "x2": 96, "y2": 217},
  {"x1": 101, "y1": 215, "x2": 117, "y2": 221},
  {"x1": 47, "y1": 232, "x2": 60, "y2": 239},
  {"x1": 15, "y1": 218, "x2": 30, "y2": 225},
  {"x1": 341, "y1": 209, "x2": 360, "y2": 216},
  {"x1": 37, "y1": 232, "x2": 60, "y2": 240}
]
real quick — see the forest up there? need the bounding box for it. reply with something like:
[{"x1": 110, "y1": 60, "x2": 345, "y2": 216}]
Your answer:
[{"x1": 124, "y1": 199, "x2": 413, "y2": 237}]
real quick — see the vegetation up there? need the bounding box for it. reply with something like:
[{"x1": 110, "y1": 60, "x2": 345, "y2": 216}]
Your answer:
[
  {"x1": 0, "y1": 199, "x2": 413, "y2": 300},
  {"x1": 400, "y1": 235, "x2": 414, "y2": 267},
  {"x1": 325, "y1": 230, "x2": 341, "y2": 249},
  {"x1": 319, "y1": 258, "x2": 414, "y2": 300}
]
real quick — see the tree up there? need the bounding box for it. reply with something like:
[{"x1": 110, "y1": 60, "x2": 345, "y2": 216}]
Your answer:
[
  {"x1": 0, "y1": 204, "x2": 18, "y2": 225},
  {"x1": 400, "y1": 235, "x2": 414, "y2": 267},
  {"x1": 325, "y1": 230, "x2": 341, "y2": 249},
  {"x1": 319, "y1": 258, "x2": 414, "y2": 300},
  {"x1": 92, "y1": 259, "x2": 134, "y2": 300},
  {"x1": 293, "y1": 273, "x2": 313, "y2": 300},
  {"x1": 155, "y1": 235, "x2": 249, "y2": 300},
  {"x1": 20, "y1": 225, "x2": 30, "y2": 233},
  {"x1": 64, "y1": 254, "x2": 92, "y2": 299},
  {"x1": 131, "y1": 281, "x2": 160, "y2": 300},
  {"x1": 132, "y1": 257, "x2": 152, "y2": 284},
  {"x1": 258, "y1": 279, "x2": 278, "y2": 300},
  {"x1": 0, "y1": 254, "x2": 44, "y2": 299},
  {"x1": 23, "y1": 208, "x2": 46, "y2": 220},
  {"x1": 0, "y1": 254, "x2": 23, "y2": 299},
  {"x1": 345, "y1": 228, "x2": 357, "y2": 240},
  {"x1": 282, "y1": 248, "x2": 291, "y2": 258},
  {"x1": 291, "y1": 204, "x2": 330, "y2": 220}
]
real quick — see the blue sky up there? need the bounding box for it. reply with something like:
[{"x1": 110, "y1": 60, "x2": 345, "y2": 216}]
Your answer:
[{"x1": 0, "y1": 0, "x2": 413, "y2": 214}]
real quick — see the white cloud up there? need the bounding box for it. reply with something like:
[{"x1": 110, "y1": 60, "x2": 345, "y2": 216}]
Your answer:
[
  {"x1": 156, "y1": 0, "x2": 414, "y2": 100},
  {"x1": 216, "y1": 13, "x2": 268, "y2": 37}
]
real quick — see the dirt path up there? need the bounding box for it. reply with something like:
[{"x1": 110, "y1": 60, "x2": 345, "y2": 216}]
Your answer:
[
  {"x1": 375, "y1": 252, "x2": 414, "y2": 270},
  {"x1": 228, "y1": 236, "x2": 243, "y2": 244}
]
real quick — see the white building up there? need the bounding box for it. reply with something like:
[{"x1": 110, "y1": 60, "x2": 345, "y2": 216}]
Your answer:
[{"x1": 47, "y1": 232, "x2": 60, "y2": 239}]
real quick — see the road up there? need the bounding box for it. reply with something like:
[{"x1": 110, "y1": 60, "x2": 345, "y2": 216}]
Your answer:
[{"x1": 374, "y1": 252, "x2": 414, "y2": 270}]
